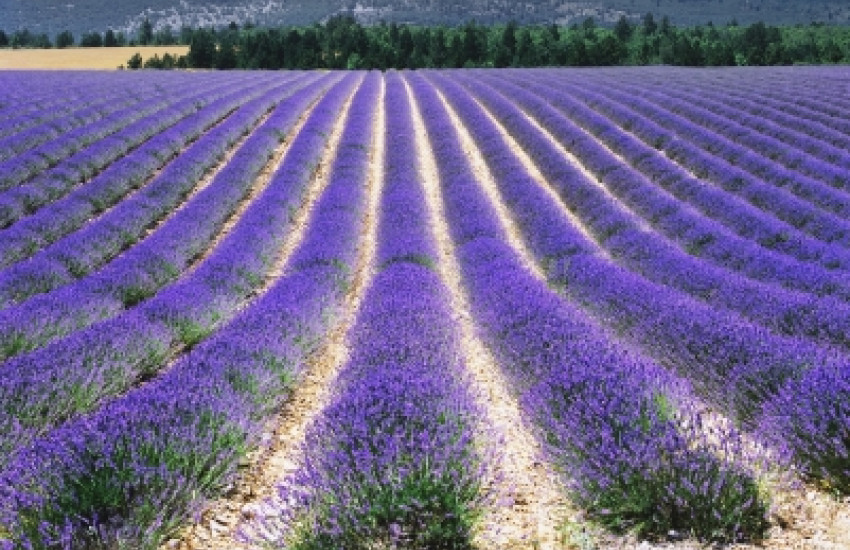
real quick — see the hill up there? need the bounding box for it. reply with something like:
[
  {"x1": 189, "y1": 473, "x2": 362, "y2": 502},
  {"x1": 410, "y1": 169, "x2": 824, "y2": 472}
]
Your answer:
[{"x1": 2, "y1": 0, "x2": 849, "y2": 46}]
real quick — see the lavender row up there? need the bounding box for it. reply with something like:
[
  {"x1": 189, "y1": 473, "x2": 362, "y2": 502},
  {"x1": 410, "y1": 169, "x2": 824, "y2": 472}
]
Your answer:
[
  {"x1": 648, "y1": 77, "x2": 850, "y2": 174},
  {"x1": 0, "y1": 75, "x2": 249, "y2": 223},
  {"x1": 0, "y1": 73, "x2": 307, "y2": 304},
  {"x1": 261, "y1": 271, "x2": 486, "y2": 549},
  {"x1": 0, "y1": 77, "x2": 324, "y2": 360},
  {"x1": 0, "y1": 89, "x2": 143, "y2": 162},
  {"x1": 452, "y1": 72, "x2": 850, "y2": 494},
  {"x1": 0, "y1": 90, "x2": 187, "y2": 191},
  {"x1": 575, "y1": 77, "x2": 850, "y2": 247},
  {"x1": 0, "y1": 72, "x2": 144, "y2": 139},
  {"x1": 628, "y1": 71, "x2": 850, "y2": 496},
  {"x1": 432, "y1": 72, "x2": 850, "y2": 353},
  {"x1": 0, "y1": 71, "x2": 380, "y2": 550},
  {"x1": 0, "y1": 72, "x2": 235, "y2": 192},
  {"x1": 0, "y1": 71, "x2": 163, "y2": 131},
  {"x1": 410, "y1": 72, "x2": 768, "y2": 542},
  {"x1": 689, "y1": 71, "x2": 850, "y2": 141},
  {"x1": 514, "y1": 72, "x2": 850, "y2": 274},
  {"x1": 0, "y1": 73, "x2": 353, "y2": 463},
  {"x1": 678, "y1": 72, "x2": 850, "y2": 149},
  {"x1": 462, "y1": 71, "x2": 839, "y2": 415},
  {"x1": 0, "y1": 74, "x2": 289, "y2": 240},
  {"x1": 656, "y1": 79, "x2": 850, "y2": 196},
  {"x1": 484, "y1": 72, "x2": 850, "y2": 302},
  {"x1": 254, "y1": 72, "x2": 487, "y2": 549}
]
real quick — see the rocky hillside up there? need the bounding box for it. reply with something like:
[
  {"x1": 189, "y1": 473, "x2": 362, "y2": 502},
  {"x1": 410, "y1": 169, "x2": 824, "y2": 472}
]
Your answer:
[{"x1": 2, "y1": 0, "x2": 848, "y2": 42}]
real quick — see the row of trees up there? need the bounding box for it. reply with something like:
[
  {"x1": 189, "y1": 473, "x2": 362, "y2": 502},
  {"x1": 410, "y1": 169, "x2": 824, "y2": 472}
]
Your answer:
[
  {"x1": 0, "y1": 19, "x2": 181, "y2": 49},
  {"x1": 4, "y1": 15, "x2": 850, "y2": 68},
  {"x1": 177, "y1": 16, "x2": 850, "y2": 69}
]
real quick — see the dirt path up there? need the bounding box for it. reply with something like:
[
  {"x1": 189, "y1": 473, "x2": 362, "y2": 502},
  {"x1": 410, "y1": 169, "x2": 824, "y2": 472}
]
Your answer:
[
  {"x1": 403, "y1": 74, "x2": 571, "y2": 550},
  {"x1": 164, "y1": 74, "x2": 384, "y2": 550}
]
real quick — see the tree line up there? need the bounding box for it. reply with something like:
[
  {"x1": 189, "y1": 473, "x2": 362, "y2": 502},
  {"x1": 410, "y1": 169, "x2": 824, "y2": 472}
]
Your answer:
[{"x1": 3, "y1": 15, "x2": 850, "y2": 68}]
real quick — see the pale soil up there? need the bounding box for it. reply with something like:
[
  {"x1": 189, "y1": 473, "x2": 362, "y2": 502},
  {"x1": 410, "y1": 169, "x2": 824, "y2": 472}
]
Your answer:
[
  {"x1": 162, "y1": 74, "x2": 382, "y2": 550},
  {"x1": 404, "y1": 73, "x2": 573, "y2": 550},
  {"x1": 0, "y1": 46, "x2": 189, "y2": 70}
]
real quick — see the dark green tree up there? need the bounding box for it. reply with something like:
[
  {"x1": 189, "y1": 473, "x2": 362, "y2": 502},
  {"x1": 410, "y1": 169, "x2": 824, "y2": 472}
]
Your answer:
[
  {"x1": 823, "y1": 39, "x2": 845, "y2": 63},
  {"x1": 56, "y1": 30, "x2": 74, "y2": 48},
  {"x1": 155, "y1": 26, "x2": 176, "y2": 45},
  {"x1": 448, "y1": 32, "x2": 464, "y2": 67},
  {"x1": 673, "y1": 35, "x2": 704, "y2": 66},
  {"x1": 300, "y1": 27, "x2": 321, "y2": 68},
  {"x1": 215, "y1": 34, "x2": 238, "y2": 69},
  {"x1": 0, "y1": 30, "x2": 8, "y2": 47},
  {"x1": 11, "y1": 28, "x2": 33, "y2": 48},
  {"x1": 80, "y1": 32, "x2": 103, "y2": 47},
  {"x1": 126, "y1": 52, "x2": 143, "y2": 69},
  {"x1": 461, "y1": 21, "x2": 484, "y2": 65},
  {"x1": 398, "y1": 26, "x2": 414, "y2": 67},
  {"x1": 34, "y1": 33, "x2": 51, "y2": 48},
  {"x1": 642, "y1": 13, "x2": 658, "y2": 35},
  {"x1": 104, "y1": 29, "x2": 118, "y2": 47},
  {"x1": 188, "y1": 28, "x2": 216, "y2": 68},
  {"x1": 565, "y1": 32, "x2": 589, "y2": 66},
  {"x1": 139, "y1": 18, "x2": 154, "y2": 45},
  {"x1": 430, "y1": 27, "x2": 448, "y2": 67},
  {"x1": 515, "y1": 27, "x2": 537, "y2": 66},
  {"x1": 541, "y1": 23, "x2": 564, "y2": 65},
  {"x1": 614, "y1": 16, "x2": 634, "y2": 42}
]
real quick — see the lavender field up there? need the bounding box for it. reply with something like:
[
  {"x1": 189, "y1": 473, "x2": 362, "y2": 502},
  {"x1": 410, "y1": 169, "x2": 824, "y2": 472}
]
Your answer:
[{"x1": 0, "y1": 67, "x2": 849, "y2": 549}]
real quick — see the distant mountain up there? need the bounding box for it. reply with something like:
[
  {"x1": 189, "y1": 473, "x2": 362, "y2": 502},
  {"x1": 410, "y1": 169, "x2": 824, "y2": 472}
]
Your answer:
[{"x1": 3, "y1": 0, "x2": 849, "y2": 39}]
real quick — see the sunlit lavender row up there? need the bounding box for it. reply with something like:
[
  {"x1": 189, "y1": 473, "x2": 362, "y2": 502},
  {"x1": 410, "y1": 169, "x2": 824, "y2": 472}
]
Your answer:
[{"x1": 0, "y1": 66, "x2": 849, "y2": 548}]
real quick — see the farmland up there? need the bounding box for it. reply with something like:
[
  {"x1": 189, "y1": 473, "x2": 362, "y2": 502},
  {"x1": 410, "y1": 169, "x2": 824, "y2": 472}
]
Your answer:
[
  {"x1": 0, "y1": 47, "x2": 189, "y2": 70},
  {"x1": 0, "y1": 67, "x2": 849, "y2": 549}
]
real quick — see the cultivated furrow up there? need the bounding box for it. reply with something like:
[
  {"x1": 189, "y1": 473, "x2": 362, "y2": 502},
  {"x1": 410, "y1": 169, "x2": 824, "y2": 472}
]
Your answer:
[
  {"x1": 405, "y1": 72, "x2": 569, "y2": 549},
  {"x1": 172, "y1": 70, "x2": 384, "y2": 550}
]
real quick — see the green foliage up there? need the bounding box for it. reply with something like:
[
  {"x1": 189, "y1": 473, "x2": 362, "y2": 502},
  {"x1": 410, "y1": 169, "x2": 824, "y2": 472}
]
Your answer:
[
  {"x1": 126, "y1": 51, "x2": 143, "y2": 69},
  {"x1": 173, "y1": 16, "x2": 850, "y2": 69},
  {"x1": 55, "y1": 30, "x2": 74, "y2": 48},
  {"x1": 172, "y1": 317, "x2": 216, "y2": 349},
  {"x1": 80, "y1": 31, "x2": 104, "y2": 47},
  {"x1": 14, "y1": 413, "x2": 246, "y2": 550},
  {"x1": 290, "y1": 465, "x2": 481, "y2": 550},
  {"x1": 586, "y1": 451, "x2": 770, "y2": 543}
]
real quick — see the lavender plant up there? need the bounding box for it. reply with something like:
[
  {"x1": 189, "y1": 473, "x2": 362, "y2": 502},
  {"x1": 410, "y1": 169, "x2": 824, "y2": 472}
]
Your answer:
[{"x1": 485, "y1": 72, "x2": 850, "y2": 299}]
